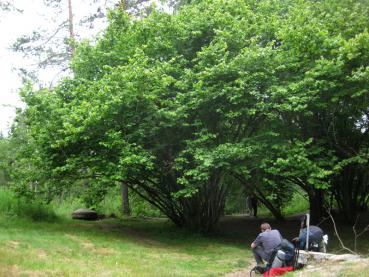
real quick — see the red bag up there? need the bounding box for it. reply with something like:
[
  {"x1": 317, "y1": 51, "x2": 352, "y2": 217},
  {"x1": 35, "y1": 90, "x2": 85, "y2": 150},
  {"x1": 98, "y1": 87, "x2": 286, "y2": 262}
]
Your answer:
[{"x1": 263, "y1": 266, "x2": 294, "y2": 276}]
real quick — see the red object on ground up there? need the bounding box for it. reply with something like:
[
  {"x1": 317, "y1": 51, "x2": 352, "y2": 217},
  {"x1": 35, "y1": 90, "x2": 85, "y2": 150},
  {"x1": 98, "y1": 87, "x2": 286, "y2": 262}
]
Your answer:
[{"x1": 263, "y1": 266, "x2": 294, "y2": 276}]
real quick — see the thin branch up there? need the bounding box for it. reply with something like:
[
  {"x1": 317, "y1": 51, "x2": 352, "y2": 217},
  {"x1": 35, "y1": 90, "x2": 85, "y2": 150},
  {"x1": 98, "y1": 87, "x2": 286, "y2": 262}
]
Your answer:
[
  {"x1": 49, "y1": 67, "x2": 70, "y2": 89},
  {"x1": 38, "y1": 21, "x2": 68, "y2": 49},
  {"x1": 352, "y1": 214, "x2": 369, "y2": 252},
  {"x1": 316, "y1": 215, "x2": 330, "y2": 227},
  {"x1": 327, "y1": 209, "x2": 358, "y2": 255}
]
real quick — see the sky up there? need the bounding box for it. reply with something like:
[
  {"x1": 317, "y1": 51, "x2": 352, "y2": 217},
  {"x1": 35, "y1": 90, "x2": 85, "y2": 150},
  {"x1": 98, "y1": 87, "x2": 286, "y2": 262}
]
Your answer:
[
  {"x1": 0, "y1": 2, "x2": 32, "y2": 136},
  {"x1": 0, "y1": 0, "x2": 116, "y2": 136},
  {"x1": 0, "y1": 0, "x2": 166, "y2": 137}
]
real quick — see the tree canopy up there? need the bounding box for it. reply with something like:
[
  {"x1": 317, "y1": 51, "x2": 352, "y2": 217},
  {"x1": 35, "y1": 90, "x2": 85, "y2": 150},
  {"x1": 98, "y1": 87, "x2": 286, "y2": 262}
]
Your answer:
[{"x1": 9, "y1": 0, "x2": 369, "y2": 231}]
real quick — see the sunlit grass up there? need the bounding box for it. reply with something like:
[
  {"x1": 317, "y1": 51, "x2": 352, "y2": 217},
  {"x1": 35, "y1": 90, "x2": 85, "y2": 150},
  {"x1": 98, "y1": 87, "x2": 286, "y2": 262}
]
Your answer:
[
  {"x1": 0, "y1": 188, "x2": 249, "y2": 276},
  {"x1": 0, "y1": 216, "x2": 249, "y2": 276}
]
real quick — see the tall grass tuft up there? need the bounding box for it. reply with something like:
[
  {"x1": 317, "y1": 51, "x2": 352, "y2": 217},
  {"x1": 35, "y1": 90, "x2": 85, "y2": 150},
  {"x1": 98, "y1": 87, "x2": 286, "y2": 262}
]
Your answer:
[
  {"x1": 0, "y1": 187, "x2": 57, "y2": 221},
  {"x1": 99, "y1": 187, "x2": 163, "y2": 218},
  {"x1": 50, "y1": 196, "x2": 84, "y2": 219}
]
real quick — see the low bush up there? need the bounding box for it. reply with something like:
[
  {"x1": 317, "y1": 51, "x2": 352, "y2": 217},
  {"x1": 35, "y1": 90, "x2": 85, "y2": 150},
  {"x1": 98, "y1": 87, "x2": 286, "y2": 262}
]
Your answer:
[
  {"x1": 0, "y1": 187, "x2": 57, "y2": 221},
  {"x1": 282, "y1": 192, "x2": 309, "y2": 216}
]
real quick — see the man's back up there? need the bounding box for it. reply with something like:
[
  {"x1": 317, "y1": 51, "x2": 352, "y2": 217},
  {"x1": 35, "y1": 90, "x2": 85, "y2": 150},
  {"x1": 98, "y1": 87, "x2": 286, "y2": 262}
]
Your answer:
[
  {"x1": 254, "y1": 229, "x2": 282, "y2": 257},
  {"x1": 298, "y1": 225, "x2": 324, "y2": 250},
  {"x1": 300, "y1": 225, "x2": 323, "y2": 242}
]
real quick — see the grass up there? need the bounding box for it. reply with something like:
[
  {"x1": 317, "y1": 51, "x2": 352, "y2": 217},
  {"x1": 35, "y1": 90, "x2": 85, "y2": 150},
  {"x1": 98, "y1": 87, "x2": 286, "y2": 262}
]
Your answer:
[
  {"x1": 0, "y1": 188, "x2": 57, "y2": 221},
  {"x1": 0, "y1": 188, "x2": 368, "y2": 276},
  {"x1": 0, "y1": 188, "x2": 249, "y2": 276},
  {"x1": 0, "y1": 216, "x2": 249, "y2": 276}
]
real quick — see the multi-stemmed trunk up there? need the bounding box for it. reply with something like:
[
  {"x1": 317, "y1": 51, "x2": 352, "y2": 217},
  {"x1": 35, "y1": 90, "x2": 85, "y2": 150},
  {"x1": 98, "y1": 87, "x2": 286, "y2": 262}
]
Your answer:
[
  {"x1": 127, "y1": 172, "x2": 227, "y2": 233},
  {"x1": 307, "y1": 189, "x2": 324, "y2": 224},
  {"x1": 332, "y1": 165, "x2": 369, "y2": 223}
]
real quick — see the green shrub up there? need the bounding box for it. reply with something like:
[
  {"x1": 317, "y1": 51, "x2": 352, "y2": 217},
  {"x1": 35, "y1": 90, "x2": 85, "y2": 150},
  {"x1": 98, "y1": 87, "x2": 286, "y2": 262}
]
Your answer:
[
  {"x1": 0, "y1": 187, "x2": 57, "y2": 221},
  {"x1": 282, "y1": 192, "x2": 309, "y2": 216},
  {"x1": 50, "y1": 186, "x2": 163, "y2": 219},
  {"x1": 98, "y1": 189, "x2": 121, "y2": 217}
]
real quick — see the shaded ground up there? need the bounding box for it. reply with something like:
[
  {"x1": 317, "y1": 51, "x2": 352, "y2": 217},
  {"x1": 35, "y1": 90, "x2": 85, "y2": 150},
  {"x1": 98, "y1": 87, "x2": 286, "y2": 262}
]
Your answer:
[
  {"x1": 217, "y1": 214, "x2": 304, "y2": 241},
  {"x1": 217, "y1": 213, "x2": 369, "y2": 253}
]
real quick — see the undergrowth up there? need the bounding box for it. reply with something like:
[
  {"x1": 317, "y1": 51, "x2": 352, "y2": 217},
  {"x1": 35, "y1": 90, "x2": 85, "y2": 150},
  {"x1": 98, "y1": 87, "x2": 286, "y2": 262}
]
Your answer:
[{"x1": 0, "y1": 187, "x2": 57, "y2": 221}]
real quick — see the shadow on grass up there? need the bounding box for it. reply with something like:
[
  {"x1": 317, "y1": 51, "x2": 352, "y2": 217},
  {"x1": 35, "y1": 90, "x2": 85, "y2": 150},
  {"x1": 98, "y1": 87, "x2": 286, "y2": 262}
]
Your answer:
[{"x1": 1, "y1": 212, "x2": 368, "y2": 256}]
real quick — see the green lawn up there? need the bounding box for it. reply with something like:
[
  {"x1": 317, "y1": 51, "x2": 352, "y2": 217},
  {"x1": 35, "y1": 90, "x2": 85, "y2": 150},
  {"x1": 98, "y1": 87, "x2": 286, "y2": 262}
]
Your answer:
[
  {"x1": 0, "y1": 210, "x2": 368, "y2": 276},
  {"x1": 0, "y1": 216, "x2": 250, "y2": 276}
]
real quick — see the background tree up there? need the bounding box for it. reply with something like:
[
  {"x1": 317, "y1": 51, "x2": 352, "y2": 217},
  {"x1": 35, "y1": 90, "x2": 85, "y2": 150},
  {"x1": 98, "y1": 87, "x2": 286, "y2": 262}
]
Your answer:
[
  {"x1": 11, "y1": 0, "x2": 152, "y2": 87},
  {"x1": 11, "y1": 0, "x2": 369, "y2": 231},
  {"x1": 0, "y1": 135, "x2": 12, "y2": 186},
  {"x1": 270, "y1": 0, "x2": 369, "y2": 222}
]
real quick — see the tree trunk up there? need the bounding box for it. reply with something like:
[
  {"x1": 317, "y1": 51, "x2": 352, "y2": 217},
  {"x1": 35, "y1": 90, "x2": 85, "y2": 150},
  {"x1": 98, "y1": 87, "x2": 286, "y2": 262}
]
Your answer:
[
  {"x1": 308, "y1": 189, "x2": 324, "y2": 224},
  {"x1": 232, "y1": 172, "x2": 284, "y2": 221},
  {"x1": 256, "y1": 191, "x2": 284, "y2": 221},
  {"x1": 67, "y1": 0, "x2": 75, "y2": 56},
  {"x1": 121, "y1": 182, "x2": 131, "y2": 216}
]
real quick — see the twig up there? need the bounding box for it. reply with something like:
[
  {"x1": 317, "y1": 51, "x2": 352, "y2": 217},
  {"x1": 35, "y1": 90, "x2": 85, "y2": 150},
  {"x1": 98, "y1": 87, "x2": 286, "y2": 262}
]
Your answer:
[
  {"x1": 352, "y1": 214, "x2": 369, "y2": 252},
  {"x1": 327, "y1": 209, "x2": 358, "y2": 255},
  {"x1": 353, "y1": 215, "x2": 360, "y2": 252},
  {"x1": 317, "y1": 215, "x2": 330, "y2": 227}
]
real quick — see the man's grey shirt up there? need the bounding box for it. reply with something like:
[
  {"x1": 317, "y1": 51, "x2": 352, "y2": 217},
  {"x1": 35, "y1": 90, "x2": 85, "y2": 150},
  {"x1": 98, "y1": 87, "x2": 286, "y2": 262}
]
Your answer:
[{"x1": 253, "y1": 229, "x2": 282, "y2": 259}]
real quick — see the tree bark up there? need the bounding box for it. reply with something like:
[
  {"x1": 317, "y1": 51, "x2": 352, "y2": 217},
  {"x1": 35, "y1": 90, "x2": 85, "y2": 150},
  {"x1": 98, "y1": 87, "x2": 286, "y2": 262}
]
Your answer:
[
  {"x1": 121, "y1": 182, "x2": 131, "y2": 216},
  {"x1": 255, "y1": 189, "x2": 284, "y2": 221},
  {"x1": 308, "y1": 189, "x2": 324, "y2": 224},
  {"x1": 67, "y1": 0, "x2": 75, "y2": 56}
]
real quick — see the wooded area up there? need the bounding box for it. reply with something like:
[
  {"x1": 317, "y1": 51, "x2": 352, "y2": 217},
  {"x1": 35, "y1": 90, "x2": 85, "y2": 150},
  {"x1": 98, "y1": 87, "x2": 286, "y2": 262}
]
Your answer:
[{"x1": 0, "y1": 0, "x2": 368, "y2": 233}]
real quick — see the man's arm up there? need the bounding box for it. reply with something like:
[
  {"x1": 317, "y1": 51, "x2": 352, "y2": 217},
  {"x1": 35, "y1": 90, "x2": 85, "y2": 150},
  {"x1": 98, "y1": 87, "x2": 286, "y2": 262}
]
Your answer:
[{"x1": 251, "y1": 234, "x2": 261, "y2": 248}]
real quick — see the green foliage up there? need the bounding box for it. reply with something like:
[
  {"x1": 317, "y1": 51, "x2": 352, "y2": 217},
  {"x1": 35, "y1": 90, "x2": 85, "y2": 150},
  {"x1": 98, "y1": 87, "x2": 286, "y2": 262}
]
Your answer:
[
  {"x1": 0, "y1": 136, "x2": 12, "y2": 186},
  {"x1": 0, "y1": 188, "x2": 57, "y2": 221},
  {"x1": 50, "y1": 196, "x2": 84, "y2": 218},
  {"x1": 98, "y1": 186, "x2": 163, "y2": 218},
  {"x1": 10, "y1": 0, "x2": 369, "y2": 229},
  {"x1": 282, "y1": 191, "x2": 309, "y2": 216},
  {"x1": 129, "y1": 191, "x2": 163, "y2": 217}
]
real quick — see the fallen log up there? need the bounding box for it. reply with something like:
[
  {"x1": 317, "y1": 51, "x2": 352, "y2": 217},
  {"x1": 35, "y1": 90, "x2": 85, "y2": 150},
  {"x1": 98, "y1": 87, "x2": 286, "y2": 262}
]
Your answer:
[
  {"x1": 297, "y1": 250, "x2": 360, "y2": 265},
  {"x1": 72, "y1": 208, "x2": 98, "y2": 220}
]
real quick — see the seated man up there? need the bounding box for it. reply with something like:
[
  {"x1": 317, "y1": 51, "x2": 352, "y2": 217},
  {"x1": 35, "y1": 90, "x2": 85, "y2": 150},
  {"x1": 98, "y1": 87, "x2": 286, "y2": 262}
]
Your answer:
[
  {"x1": 251, "y1": 222, "x2": 283, "y2": 266},
  {"x1": 293, "y1": 216, "x2": 325, "y2": 251}
]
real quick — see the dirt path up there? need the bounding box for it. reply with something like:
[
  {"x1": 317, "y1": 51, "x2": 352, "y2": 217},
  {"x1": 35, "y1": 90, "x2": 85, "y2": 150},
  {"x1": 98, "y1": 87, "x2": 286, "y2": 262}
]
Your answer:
[{"x1": 224, "y1": 265, "x2": 254, "y2": 277}]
